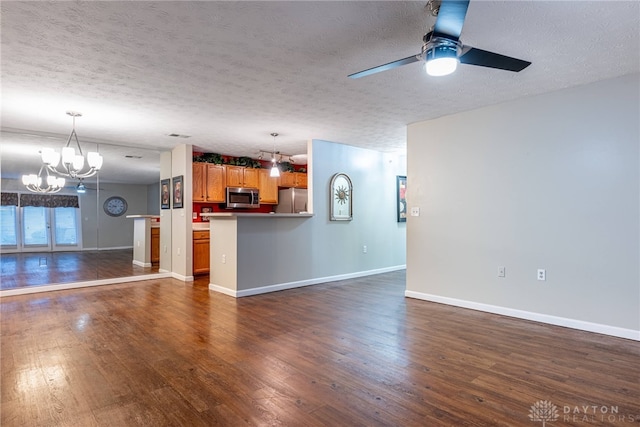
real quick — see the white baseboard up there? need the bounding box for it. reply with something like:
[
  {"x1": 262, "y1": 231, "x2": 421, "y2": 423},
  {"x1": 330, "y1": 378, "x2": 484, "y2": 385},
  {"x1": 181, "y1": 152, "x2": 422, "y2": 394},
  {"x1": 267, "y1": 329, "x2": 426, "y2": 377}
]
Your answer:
[
  {"x1": 209, "y1": 265, "x2": 406, "y2": 298},
  {"x1": 0, "y1": 272, "x2": 172, "y2": 297},
  {"x1": 404, "y1": 290, "x2": 640, "y2": 341},
  {"x1": 132, "y1": 260, "x2": 152, "y2": 268},
  {"x1": 171, "y1": 272, "x2": 194, "y2": 282},
  {"x1": 82, "y1": 246, "x2": 133, "y2": 251}
]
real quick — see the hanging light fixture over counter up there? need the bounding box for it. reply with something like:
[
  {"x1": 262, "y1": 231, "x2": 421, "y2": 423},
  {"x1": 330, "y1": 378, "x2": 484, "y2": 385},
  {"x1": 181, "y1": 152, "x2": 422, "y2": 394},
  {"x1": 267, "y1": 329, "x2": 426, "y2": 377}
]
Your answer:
[
  {"x1": 41, "y1": 111, "x2": 103, "y2": 179},
  {"x1": 269, "y1": 132, "x2": 280, "y2": 178}
]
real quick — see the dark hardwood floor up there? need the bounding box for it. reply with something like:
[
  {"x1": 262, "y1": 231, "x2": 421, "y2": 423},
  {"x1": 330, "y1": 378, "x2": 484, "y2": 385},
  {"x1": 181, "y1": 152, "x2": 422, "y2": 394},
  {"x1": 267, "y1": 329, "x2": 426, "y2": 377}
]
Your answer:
[
  {"x1": 0, "y1": 250, "x2": 159, "y2": 290},
  {"x1": 1, "y1": 271, "x2": 638, "y2": 426}
]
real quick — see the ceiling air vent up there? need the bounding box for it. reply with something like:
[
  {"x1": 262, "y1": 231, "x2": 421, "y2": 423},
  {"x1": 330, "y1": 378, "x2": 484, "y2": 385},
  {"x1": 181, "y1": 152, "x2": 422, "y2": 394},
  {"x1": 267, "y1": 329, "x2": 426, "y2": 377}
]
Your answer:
[{"x1": 168, "y1": 133, "x2": 191, "y2": 138}]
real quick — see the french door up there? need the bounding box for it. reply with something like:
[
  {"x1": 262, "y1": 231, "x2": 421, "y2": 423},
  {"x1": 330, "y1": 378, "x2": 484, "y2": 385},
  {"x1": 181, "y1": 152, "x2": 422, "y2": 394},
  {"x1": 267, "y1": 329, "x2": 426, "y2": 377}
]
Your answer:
[{"x1": 0, "y1": 205, "x2": 81, "y2": 252}]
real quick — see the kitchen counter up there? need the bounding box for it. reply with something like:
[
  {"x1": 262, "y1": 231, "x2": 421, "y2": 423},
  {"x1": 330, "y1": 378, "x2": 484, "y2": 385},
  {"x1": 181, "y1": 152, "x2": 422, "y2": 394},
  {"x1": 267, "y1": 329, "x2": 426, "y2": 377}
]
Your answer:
[
  {"x1": 201, "y1": 212, "x2": 313, "y2": 219},
  {"x1": 205, "y1": 212, "x2": 314, "y2": 297},
  {"x1": 126, "y1": 215, "x2": 160, "y2": 267}
]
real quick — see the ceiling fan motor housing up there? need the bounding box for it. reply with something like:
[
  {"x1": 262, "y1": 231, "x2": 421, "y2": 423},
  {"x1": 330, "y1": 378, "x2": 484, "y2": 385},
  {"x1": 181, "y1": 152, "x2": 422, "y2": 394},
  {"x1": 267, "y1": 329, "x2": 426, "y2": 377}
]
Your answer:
[{"x1": 422, "y1": 34, "x2": 461, "y2": 62}]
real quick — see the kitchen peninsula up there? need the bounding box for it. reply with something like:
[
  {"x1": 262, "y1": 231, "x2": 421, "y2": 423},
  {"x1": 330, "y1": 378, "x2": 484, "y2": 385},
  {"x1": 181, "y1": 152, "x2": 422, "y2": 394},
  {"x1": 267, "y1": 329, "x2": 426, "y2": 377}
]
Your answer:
[
  {"x1": 126, "y1": 215, "x2": 160, "y2": 267},
  {"x1": 201, "y1": 212, "x2": 314, "y2": 297}
]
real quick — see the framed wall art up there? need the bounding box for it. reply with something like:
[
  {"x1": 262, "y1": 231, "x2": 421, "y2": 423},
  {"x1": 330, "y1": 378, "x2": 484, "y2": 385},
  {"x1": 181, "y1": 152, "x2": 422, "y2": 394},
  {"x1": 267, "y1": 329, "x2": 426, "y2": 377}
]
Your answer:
[
  {"x1": 397, "y1": 175, "x2": 407, "y2": 222},
  {"x1": 160, "y1": 178, "x2": 170, "y2": 209},
  {"x1": 172, "y1": 175, "x2": 183, "y2": 209},
  {"x1": 330, "y1": 173, "x2": 352, "y2": 221}
]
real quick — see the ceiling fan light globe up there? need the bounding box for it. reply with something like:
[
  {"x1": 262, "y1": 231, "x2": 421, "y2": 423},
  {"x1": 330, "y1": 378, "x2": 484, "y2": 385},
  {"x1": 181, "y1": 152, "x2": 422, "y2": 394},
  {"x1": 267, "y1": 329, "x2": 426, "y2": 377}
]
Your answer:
[{"x1": 426, "y1": 57, "x2": 458, "y2": 76}]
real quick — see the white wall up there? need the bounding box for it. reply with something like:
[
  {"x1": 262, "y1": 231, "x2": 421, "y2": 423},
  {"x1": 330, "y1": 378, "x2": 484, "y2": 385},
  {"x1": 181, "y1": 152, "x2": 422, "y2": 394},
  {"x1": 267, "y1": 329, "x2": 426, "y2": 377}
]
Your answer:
[
  {"x1": 170, "y1": 144, "x2": 193, "y2": 280},
  {"x1": 406, "y1": 73, "x2": 639, "y2": 339},
  {"x1": 85, "y1": 183, "x2": 154, "y2": 249},
  {"x1": 147, "y1": 182, "x2": 160, "y2": 215}
]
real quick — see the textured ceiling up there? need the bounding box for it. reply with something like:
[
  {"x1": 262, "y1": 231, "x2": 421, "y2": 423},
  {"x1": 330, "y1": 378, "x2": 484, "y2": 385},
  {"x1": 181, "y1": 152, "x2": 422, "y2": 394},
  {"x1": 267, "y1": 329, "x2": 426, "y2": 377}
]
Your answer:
[{"x1": 1, "y1": 1, "x2": 639, "y2": 184}]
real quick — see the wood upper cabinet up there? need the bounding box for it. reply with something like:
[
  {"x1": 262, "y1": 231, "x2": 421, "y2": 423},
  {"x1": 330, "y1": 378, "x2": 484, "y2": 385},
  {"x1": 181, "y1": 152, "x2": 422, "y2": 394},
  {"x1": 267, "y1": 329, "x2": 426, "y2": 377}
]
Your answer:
[
  {"x1": 226, "y1": 166, "x2": 259, "y2": 188},
  {"x1": 193, "y1": 163, "x2": 226, "y2": 203},
  {"x1": 279, "y1": 171, "x2": 307, "y2": 188},
  {"x1": 193, "y1": 230, "x2": 210, "y2": 275},
  {"x1": 258, "y1": 168, "x2": 278, "y2": 204},
  {"x1": 294, "y1": 172, "x2": 308, "y2": 189},
  {"x1": 278, "y1": 172, "x2": 296, "y2": 188},
  {"x1": 205, "y1": 164, "x2": 226, "y2": 202},
  {"x1": 193, "y1": 162, "x2": 207, "y2": 202}
]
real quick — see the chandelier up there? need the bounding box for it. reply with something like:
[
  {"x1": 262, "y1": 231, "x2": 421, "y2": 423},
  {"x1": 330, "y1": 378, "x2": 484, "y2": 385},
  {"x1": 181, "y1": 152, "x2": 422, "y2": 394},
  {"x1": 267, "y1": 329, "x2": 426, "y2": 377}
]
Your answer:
[
  {"x1": 22, "y1": 164, "x2": 66, "y2": 193},
  {"x1": 41, "y1": 111, "x2": 103, "y2": 179}
]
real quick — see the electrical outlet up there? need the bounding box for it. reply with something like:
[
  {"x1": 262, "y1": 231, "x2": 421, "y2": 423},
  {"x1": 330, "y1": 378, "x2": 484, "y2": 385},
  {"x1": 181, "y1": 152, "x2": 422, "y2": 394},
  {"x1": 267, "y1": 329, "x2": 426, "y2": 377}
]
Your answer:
[
  {"x1": 222, "y1": 254, "x2": 226, "y2": 264},
  {"x1": 498, "y1": 266, "x2": 506, "y2": 278},
  {"x1": 537, "y1": 269, "x2": 546, "y2": 281},
  {"x1": 363, "y1": 245, "x2": 367, "y2": 254},
  {"x1": 177, "y1": 247, "x2": 181, "y2": 256},
  {"x1": 411, "y1": 207, "x2": 420, "y2": 217}
]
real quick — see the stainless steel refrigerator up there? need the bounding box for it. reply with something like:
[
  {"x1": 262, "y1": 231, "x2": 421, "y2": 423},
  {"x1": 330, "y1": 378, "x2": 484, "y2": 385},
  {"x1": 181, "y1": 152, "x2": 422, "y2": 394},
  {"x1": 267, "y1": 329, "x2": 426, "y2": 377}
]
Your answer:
[{"x1": 275, "y1": 188, "x2": 308, "y2": 213}]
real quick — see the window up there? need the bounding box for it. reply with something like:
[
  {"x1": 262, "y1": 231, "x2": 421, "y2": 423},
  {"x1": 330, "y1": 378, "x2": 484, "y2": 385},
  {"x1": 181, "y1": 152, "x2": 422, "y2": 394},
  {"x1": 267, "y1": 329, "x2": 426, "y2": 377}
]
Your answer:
[{"x1": 0, "y1": 206, "x2": 17, "y2": 246}]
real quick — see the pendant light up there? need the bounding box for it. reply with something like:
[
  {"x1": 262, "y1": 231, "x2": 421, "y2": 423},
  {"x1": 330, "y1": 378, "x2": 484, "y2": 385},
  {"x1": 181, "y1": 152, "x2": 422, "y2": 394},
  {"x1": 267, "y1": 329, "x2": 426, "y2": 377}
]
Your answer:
[
  {"x1": 41, "y1": 111, "x2": 104, "y2": 179},
  {"x1": 269, "y1": 132, "x2": 280, "y2": 178}
]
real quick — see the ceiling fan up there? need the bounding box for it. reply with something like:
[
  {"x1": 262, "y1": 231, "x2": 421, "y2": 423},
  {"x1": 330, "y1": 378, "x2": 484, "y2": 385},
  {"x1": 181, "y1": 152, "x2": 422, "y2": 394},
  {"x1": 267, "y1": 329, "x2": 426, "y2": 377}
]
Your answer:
[
  {"x1": 348, "y1": 0, "x2": 531, "y2": 79},
  {"x1": 65, "y1": 179, "x2": 100, "y2": 194}
]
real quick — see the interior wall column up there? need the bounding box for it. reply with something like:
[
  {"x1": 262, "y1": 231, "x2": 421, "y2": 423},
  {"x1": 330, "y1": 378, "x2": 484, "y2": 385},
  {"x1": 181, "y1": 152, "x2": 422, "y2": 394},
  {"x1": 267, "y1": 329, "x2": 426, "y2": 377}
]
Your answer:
[
  {"x1": 159, "y1": 151, "x2": 172, "y2": 273},
  {"x1": 171, "y1": 144, "x2": 194, "y2": 281}
]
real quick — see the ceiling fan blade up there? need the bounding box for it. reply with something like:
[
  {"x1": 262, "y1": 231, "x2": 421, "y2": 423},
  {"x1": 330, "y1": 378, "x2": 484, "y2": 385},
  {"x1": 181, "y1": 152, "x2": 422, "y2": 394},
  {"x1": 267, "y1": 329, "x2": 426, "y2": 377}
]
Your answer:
[
  {"x1": 348, "y1": 54, "x2": 420, "y2": 79},
  {"x1": 433, "y1": 0, "x2": 470, "y2": 39},
  {"x1": 460, "y1": 46, "x2": 531, "y2": 72}
]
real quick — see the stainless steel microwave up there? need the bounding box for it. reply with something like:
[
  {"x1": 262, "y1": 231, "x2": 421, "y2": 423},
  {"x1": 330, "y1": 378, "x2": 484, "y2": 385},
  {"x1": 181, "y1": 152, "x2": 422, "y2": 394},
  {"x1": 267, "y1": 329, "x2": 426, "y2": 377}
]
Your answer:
[{"x1": 226, "y1": 187, "x2": 260, "y2": 209}]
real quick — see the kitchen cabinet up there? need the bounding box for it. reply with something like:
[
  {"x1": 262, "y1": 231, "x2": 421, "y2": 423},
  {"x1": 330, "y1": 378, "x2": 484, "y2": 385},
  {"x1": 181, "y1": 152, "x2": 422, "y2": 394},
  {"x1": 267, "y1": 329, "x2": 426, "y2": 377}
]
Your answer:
[
  {"x1": 258, "y1": 168, "x2": 278, "y2": 204},
  {"x1": 193, "y1": 162, "x2": 207, "y2": 202},
  {"x1": 206, "y1": 164, "x2": 226, "y2": 202},
  {"x1": 151, "y1": 227, "x2": 160, "y2": 264},
  {"x1": 193, "y1": 163, "x2": 226, "y2": 203},
  {"x1": 226, "y1": 165, "x2": 259, "y2": 188},
  {"x1": 193, "y1": 230, "x2": 210, "y2": 275},
  {"x1": 279, "y1": 171, "x2": 307, "y2": 189},
  {"x1": 278, "y1": 172, "x2": 296, "y2": 188},
  {"x1": 294, "y1": 172, "x2": 307, "y2": 189}
]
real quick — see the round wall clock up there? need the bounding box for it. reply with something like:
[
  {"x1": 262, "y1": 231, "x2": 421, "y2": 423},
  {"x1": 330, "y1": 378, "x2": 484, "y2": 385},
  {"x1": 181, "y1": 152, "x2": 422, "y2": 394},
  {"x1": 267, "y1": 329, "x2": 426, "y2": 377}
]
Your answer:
[
  {"x1": 330, "y1": 173, "x2": 353, "y2": 221},
  {"x1": 103, "y1": 196, "x2": 128, "y2": 217}
]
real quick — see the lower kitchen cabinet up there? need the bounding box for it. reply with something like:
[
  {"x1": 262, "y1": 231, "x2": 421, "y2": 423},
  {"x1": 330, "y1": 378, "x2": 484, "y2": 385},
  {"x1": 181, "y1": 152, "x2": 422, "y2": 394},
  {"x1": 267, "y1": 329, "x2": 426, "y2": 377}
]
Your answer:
[
  {"x1": 193, "y1": 230, "x2": 210, "y2": 275},
  {"x1": 151, "y1": 227, "x2": 160, "y2": 264}
]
